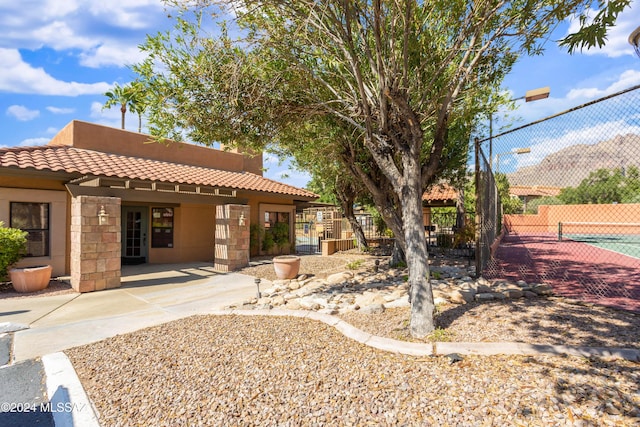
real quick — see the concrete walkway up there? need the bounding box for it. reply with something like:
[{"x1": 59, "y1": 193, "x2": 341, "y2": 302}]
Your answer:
[{"x1": 1, "y1": 263, "x2": 259, "y2": 361}]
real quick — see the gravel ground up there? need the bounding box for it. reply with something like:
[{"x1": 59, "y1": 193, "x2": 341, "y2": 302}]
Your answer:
[
  {"x1": 65, "y1": 253, "x2": 640, "y2": 426},
  {"x1": 0, "y1": 279, "x2": 75, "y2": 300},
  {"x1": 242, "y1": 254, "x2": 640, "y2": 349},
  {"x1": 66, "y1": 315, "x2": 640, "y2": 426},
  {"x1": 339, "y1": 300, "x2": 640, "y2": 349},
  {"x1": 240, "y1": 254, "x2": 368, "y2": 281},
  {"x1": 10, "y1": 252, "x2": 640, "y2": 424}
]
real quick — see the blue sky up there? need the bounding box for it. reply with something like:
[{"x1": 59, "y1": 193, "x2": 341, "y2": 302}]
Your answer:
[{"x1": 1, "y1": 1, "x2": 639, "y2": 188}]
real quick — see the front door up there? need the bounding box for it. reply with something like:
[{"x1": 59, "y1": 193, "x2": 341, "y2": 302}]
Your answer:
[{"x1": 122, "y1": 206, "x2": 148, "y2": 265}]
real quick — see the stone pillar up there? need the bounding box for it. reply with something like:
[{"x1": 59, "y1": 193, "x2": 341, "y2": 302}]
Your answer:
[
  {"x1": 214, "y1": 204, "x2": 250, "y2": 272},
  {"x1": 70, "y1": 196, "x2": 121, "y2": 292}
]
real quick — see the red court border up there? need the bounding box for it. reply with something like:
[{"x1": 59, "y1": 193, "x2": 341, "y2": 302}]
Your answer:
[{"x1": 485, "y1": 232, "x2": 640, "y2": 313}]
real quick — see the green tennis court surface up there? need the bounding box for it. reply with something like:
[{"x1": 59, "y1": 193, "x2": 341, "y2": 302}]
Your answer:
[{"x1": 558, "y1": 222, "x2": 640, "y2": 259}]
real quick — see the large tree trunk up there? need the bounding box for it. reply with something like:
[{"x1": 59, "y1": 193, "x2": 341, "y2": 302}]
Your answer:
[
  {"x1": 345, "y1": 158, "x2": 405, "y2": 251},
  {"x1": 404, "y1": 176, "x2": 435, "y2": 338},
  {"x1": 346, "y1": 214, "x2": 368, "y2": 251},
  {"x1": 456, "y1": 186, "x2": 466, "y2": 230},
  {"x1": 336, "y1": 181, "x2": 369, "y2": 251},
  {"x1": 389, "y1": 240, "x2": 405, "y2": 267}
]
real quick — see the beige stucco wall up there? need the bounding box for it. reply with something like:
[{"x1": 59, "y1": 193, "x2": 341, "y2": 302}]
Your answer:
[
  {"x1": 147, "y1": 203, "x2": 216, "y2": 264},
  {"x1": 0, "y1": 188, "x2": 67, "y2": 277}
]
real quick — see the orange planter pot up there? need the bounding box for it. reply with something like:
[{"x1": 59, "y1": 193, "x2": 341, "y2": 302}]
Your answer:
[
  {"x1": 10, "y1": 265, "x2": 52, "y2": 293},
  {"x1": 272, "y1": 255, "x2": 301, "y2": 280}
]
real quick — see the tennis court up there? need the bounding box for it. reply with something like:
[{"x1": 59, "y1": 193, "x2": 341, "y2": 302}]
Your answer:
[{"x1": 486, "y1": 228, "x2": 640, "y2": 313}]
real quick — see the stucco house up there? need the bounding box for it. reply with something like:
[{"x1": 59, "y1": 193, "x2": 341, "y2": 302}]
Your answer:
[{"x1": 0, "y1": 120, "x2": 317, "y2": 292}]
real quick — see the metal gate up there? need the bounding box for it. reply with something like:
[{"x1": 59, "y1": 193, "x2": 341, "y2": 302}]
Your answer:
[{"x1": 295, "y1": 208, "x2": 344, "y2": 254}]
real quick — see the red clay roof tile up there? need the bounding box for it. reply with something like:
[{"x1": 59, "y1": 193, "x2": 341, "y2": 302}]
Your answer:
[
  {"x1": 0, "y1": 145, "x2": 317, "y2": 199},
  {"x1": 422, "y1": 184, "x2": 458, "y2": 202}
]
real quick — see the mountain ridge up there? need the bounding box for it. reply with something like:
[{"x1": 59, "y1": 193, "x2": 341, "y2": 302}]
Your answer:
[{"x1": 507, "y1": 133, "x2": 640, "y2": 188}]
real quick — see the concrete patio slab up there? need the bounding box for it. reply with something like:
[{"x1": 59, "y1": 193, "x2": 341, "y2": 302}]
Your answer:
[
  {"x1": 0, "y1": 294, "x2": 79, "y2": 326},
  {"x1": 29, "y1": 289, "x2": 151, "y2": 328}
]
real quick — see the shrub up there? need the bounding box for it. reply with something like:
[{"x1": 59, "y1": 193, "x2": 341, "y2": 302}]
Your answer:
[
  {"x1": 271, "y1": 222, "x2": 290, "y2": 247},
  {"x1": 0, "y1": 221, "x2": 28, "y2": 282},
  {"x1": 428, "y1": 327, "x2": 453, "y2": 342},
  {"x1": 250, "y1": 224, "x2": 261, "y2": 255},
  {"x1": 436, "y1": 233, "x2": 454, "y2": 248},
  {"x1": 453, "y1": 221, "x2": 476, "y2": 248},
  {"x1": 261, "y1": 230, "x2": 275, "y2": 252},
  {"x1": 346, "y1": 259, "x2": 364, "y2": 270}
]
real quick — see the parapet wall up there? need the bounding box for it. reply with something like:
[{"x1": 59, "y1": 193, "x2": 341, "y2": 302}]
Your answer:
[{"x1": 49, "y1": 120, "x2": 263, "y2": 176}]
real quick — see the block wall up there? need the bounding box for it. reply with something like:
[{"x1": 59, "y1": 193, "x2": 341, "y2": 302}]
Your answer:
[
  {"x1": 214, "y1": 204, "x2": 250, "y2": 272},
  {"x1": 70, "y1": 196, "x2": 121, "y2": 292}
]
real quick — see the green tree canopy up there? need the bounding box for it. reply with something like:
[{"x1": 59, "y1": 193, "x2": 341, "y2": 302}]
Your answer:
[
  {"x1": 495, "y1": 173, "x2": 523, "y2": 214},
  {"x1": 133, "y1": 0, "x2": 629, "y2": 337},
  {"x1": 559, "y1": 166, "x2": 640, "y2": 204}
]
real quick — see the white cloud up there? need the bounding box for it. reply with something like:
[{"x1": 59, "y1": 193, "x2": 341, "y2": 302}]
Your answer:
[
  {"x1": 261, "y1": 155, "x2": 311, "y2": 188},
  {"x1": 265, "y1": 168, "x2": 311, "y2": 189},
  {"x1": 564, "y1": 2, "x2": 639, "y2": 58},
  {"x1": 46, "y1": 127, "x2": 59, "y2": 134},
  {"x1": 6, "y1": 105, "x2": 39, "y2": 121},
  {"x1": 567, "y1": 69, "x2": 640, "y2": 100},
  {"x1": 498, "y1": 68, "x2": 640, "y2": 131},
  {"x1": 262, "y1": 153, "x2": 281, "y2": 165},
  {"x1": 90, "y1": 101, "x2": 110, "y2": 117},
  {"x1": 31, "y1": 21, "x2": 97, "y2": 51},
  {"x1": 0, "y1": 0, "x2": 168, "y2": 68},
  {"x1": 0, "y1": 48, "x2": 111, "y2": 95},
  {"x1": 46, "y1": 106, "x2": 75, "y2": 114},
  {"x1": 87, "y1": 0, "x2": 165, "y2": 30},
  {"x1": 79, "y1": 44, "x2": 148, "y2": 68},
  {"x1": 19, "y1": 137, "x2": 49, "y2": 146}
]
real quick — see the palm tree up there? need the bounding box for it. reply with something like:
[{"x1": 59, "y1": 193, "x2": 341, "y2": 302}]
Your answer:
[
  {"x1": 127, "y1": 81, "x2": 148, "y2": 133},
  {"x1": 103, "y1": 83, "x2": 137, "y2": 130}
]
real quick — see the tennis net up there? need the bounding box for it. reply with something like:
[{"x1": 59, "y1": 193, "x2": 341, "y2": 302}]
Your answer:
[{"x1": 558, "y1": 221, "x2": 640, "y2": 247}]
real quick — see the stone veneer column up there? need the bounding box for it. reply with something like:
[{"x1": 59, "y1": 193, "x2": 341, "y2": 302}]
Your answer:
[
  {"x1": 70, "y1": 196, "x2": 121, "y2": 292},
  {"x1": 214, "y1": 204, "x2": 250, "y2": 272}
]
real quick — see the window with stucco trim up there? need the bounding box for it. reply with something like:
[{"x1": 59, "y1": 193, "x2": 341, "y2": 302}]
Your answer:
[{"x1": 10, "y1": 202, "x2": 50, "y2": 257}]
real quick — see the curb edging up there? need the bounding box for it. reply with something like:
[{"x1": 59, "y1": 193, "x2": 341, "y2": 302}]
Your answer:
[
  {"x1": 209, "y1": 309, "x2": 640, "y2": 361},
  {"x1": 42, "y1": 352, "x2": 100, "y2": 427}
]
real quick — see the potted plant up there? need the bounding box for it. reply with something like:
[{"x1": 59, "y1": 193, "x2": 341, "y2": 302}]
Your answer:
[
  {"x1": 272, "y1": 255, "x2": 301, "y2": 280},
  {"x1": 0, "y1": 222, "x2": 52, "y2": 293}
]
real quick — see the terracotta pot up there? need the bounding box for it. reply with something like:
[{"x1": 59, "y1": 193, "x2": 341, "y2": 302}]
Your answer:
[
  {"x1": 9, "y1": 265, "x2": 52, "y2": 293},
  {"x1": 272, "y1": 255, "x2": 301, "y2": 280}
]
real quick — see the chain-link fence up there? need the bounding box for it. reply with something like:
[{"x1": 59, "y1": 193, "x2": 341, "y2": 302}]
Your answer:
[
  {"x1": 477, "y1": 84, "x2": 640, "y2": 312},
  {"x1": 475, "y1": 141, "x2": 500, "y2": 275}
]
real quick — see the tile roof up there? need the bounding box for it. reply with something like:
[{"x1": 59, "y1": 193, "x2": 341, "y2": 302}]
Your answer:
[
  {"x1": 422, "y1": 184, "x2": 458, "y2": 202},
  {"x1": 0, "y1": 145, "x2": 317, "y2": 199},
  {"x1": 509, "y1": 185, "x2": 562, "y2": 198}
]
